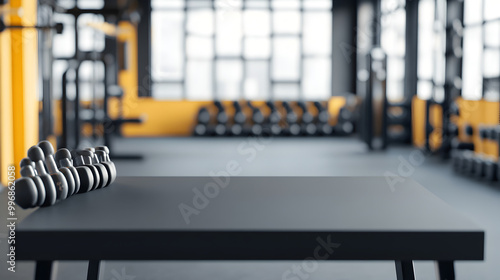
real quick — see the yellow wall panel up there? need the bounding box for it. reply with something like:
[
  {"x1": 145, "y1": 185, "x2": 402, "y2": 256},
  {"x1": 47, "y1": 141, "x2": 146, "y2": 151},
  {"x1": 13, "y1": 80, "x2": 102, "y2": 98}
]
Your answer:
[
  {"x1": 0, "y1": 4, "x2": 14, "y2": 186},
  {"x1": 429, "y1": 103, "x2": 443, "y2": 151},
  {"x1": 10, "y1": 0, "x2": 39, "y2": 175},
  {"x1": 479, "y1": 100, "x2": 499, "y2": 158},
  {"x1": 411, "y1": 96, "x2": 426, "y2": 148}
]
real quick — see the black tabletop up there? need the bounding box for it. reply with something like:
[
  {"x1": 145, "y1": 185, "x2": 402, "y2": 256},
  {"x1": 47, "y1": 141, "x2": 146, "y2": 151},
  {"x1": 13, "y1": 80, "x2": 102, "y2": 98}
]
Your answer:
[{"x1": 17, "y1": 177, "x2": 484, "y2": 261}]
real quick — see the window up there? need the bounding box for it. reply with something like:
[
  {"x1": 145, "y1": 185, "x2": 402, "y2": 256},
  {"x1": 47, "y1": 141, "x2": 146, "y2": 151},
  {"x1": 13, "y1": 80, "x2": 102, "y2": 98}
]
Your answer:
[
  {"x1": 416, "y1": 0, "x2": 447, "y2": 103},
  {"x1": 151, "y1": 0, "x2": 332, "y2": 101},
  {"x1": 462, "y1": 0, "x2": 500, "y2": 101},
  {"x1": 381, "y1": 0, "x2": 406, "y2": 102}
]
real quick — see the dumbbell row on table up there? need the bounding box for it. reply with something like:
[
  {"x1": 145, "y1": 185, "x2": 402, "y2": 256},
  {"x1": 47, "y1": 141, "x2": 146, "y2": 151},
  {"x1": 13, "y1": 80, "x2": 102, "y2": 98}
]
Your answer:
[{"x1": 14, "y1": 142, "x2": 117, "y2": 209}]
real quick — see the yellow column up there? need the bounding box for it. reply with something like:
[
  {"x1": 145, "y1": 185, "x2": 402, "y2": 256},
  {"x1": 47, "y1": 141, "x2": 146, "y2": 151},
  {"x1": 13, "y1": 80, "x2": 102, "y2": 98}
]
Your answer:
[
  {"x1": 0, "y1": 2, "x2": 14, "y2": 186},
  {"x1": 10, "y1": 0, "x2": 39, "y2": 176},
  {"x1": 411, "y1": 96, "x2": 426, "y2": 148}
]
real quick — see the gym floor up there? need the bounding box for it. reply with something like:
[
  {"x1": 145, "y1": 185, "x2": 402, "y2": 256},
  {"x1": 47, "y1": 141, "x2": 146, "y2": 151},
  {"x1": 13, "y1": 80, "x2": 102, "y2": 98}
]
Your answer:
[{"x1": 1, "y1": 137, "x2": 499, "y2": 280}]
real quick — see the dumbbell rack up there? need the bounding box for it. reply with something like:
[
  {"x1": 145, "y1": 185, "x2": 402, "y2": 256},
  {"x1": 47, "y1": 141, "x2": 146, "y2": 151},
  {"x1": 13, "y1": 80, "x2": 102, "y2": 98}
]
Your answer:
[{"x1": 192, "y1": 100, "x2": 340, "y2": 137}]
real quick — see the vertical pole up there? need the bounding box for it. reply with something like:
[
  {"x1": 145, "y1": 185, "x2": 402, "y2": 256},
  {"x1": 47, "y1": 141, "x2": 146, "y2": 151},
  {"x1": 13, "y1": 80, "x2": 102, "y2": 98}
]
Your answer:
[
  {"x1": 405, "y1": 0, "x2": 419, "y2": 143},
  {"x1": 35, "y1": 261, "x2": 53, "y2": 280},
  {"x1": 395, "y1": 260, "x2": 416, "y2": 280},
  {"x1": 435, "y1": 261, "x2": 455, "y2": 280},
  {"x1": 87, "y1": 260, "x2": 101, "y2": 280},
  {"x1": 331, "y1": 0, "x2": 358, "y2": 95},
  {"x1": 137, "y1": 0, "x2": 151, "y2": 97}
]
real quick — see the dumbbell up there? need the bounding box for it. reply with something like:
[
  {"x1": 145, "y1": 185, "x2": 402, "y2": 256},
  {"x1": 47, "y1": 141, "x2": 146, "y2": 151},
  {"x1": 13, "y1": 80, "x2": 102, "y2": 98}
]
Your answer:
[
  {"x1": 491, "y1": 126, "x2": 499, "y2": 142},
  {"x1": 479, "y1": 127, "x2": 488, "y2": 141},
  {"x1": 297, "y1": 101, "x2": 317, "y2": 136},
  {"x1": 72, "y1": 150, "x2": 100, "y2": 191},
  {"x1": 472, "y1": 156, "x2": 485, "y2": 179},
  {"x1": 233, "y1": 101, "x2": 247, "y2": 124},
  {"x1": 12, "y1": 175, "x2": 38, "y2": 209},
  {"x1": 247, "y1": 101, "x2": 264, "y2": 136},
  {"x1": 313, "y1": 101, "x2": 329, "y2": 124},
  {"x1": 56, "y1": 148, "x2": 94, "y2": 193},
  {"x1": 87, "y1": 147, "x2": 111, "y2": 188},
  {"x1": 317, "y1": 123, "x2": 333, "y2": 136},
  {"x1": 73, "y1": 150, "x2": 106, "y2": 190},
  {"x1": 313, "y1": 101, "x2": 332, "y2": 136},
  {"x1": 95, "y1": 146, "x2": 117, "y2": 186},
  {"x1": 19, "y1": 159, "x2": 46, "y2": 207},
  {"x1": 28, "y1": 146, "x2": 68, "y2": 202},
  {"x1": 230, "y1": 101, "x2": 248, "y2": 136},
  {"x1": 53, "y1": 150, "x2": 81, "y2": 195},
  {"x1": 193, "y1": 107, "x2": 211, "y2": 136},
  {"x1": 484, "y1": 159, "x2": 497, "y2": 181},
  {"x1": 457, "y1": 150, "x2": 470, "y2": 174},
  {"x1": 282, "y1": 101, "x2": 301, "y2": 136},
  {"x1": 265, "y1": 101, "x2": 282, "y2": 136},
  {"x1": 472, "y1": 127, "x2": 490, "y2": 179},
  {"x1": 38, "y1": 141, "x2": 76, "y2": 197},
  {"x1": 20, "y1": 157, "x2": 37, "y2": 175},
  {"x1": 461, "y1": 151, "x2": 475, "y2": 176},
  {"x1": 297, "y1": 101, "x2": 314, "y2": 124},
  {"x1": 198, "y1": 107, "x2": 211, "y2": 124},
  {"x1": 194, "y1": 122, "x2": 212, "y2": 136},
  {"x1": 85, "y1": 147, "x2": 111, "y2": 188},
  {"x1": 464, "y1": 124, "x2": 474, "y2": 138},
  {"x1": 214, "y1": 101, "x2": 228, "y2": 136},
  {"x1": 336, "y1": 107, "x2": 355, "y2": 135}
]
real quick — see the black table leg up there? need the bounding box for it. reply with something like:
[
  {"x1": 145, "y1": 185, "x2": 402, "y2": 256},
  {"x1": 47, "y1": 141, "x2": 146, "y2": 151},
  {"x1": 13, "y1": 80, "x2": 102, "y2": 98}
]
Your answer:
[
  {"x1": 436, "y1": 261, "x2": 455, "y2": 280},
  {"x1": 35, "y1": 261, "x2": 52, "y2": 280},
  {"x1": 395, "y1": 260, "x2": 415, "y2": 280},
  {"x1": 87, "y1": 260, "x2": 101, "y2": 280}
]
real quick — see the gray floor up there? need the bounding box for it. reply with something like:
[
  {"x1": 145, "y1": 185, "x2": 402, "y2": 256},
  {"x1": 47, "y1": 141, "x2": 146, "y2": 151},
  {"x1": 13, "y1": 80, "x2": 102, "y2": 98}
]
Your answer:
[{"x1": 1, "y1": 137, "x2": 499, "y2": 279}]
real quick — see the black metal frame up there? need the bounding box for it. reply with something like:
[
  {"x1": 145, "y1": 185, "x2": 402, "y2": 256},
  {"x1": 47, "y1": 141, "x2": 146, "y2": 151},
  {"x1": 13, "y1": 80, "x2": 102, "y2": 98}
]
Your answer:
[
  {"x1": 440, "y1": 0, "x2": 464, "y2": 157},
  {"x1": 137, "y1": 0, "x2": 151, "y2": 97},
  {"x1": 380, "y1": 0, "x2": 407, "y2": 103},
  {"x1": 32, "y1": 259, "x2": 456, "y2": 280},
  {"x1": 403, "y1": 0, "x2": 418, "y2": 143},
  {"x1": 37, "y1": 3, "x2": 55, "y2": 141},
  {"x1": 54, "y1": 0, "x2": 143, "y2": 160}
]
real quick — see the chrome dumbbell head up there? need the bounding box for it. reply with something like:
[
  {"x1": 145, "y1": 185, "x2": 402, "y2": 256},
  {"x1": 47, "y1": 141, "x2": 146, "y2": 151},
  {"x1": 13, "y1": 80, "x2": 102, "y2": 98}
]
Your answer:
[
  {"x1": 20, "y1": 164, "x2": 46, "y2": 207},
  {"x1": 27, "y1": 146, "x2": 57, "y2": 207},
  {"x1": 56, "y1": 148, "x2": 93, "y2": 194},
  {"x1": 72, "y1": 149, "x2": 101, "y2": 191},
  {"x1": 54, "y1": 148, "x2": 80, "y2": 195},
  {"x1": 30, "y1": 144, "x2": 68, "y2": 202},
  {"x1": 38, "y1": 141, "x2": 74, "y2": 198}
]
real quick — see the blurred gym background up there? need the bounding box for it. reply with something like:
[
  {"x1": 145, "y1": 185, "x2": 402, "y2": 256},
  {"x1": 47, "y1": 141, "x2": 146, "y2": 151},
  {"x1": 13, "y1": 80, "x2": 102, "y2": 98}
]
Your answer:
[{"x1": 1, "y1": 0, "x2": 500, "y2": 279}]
